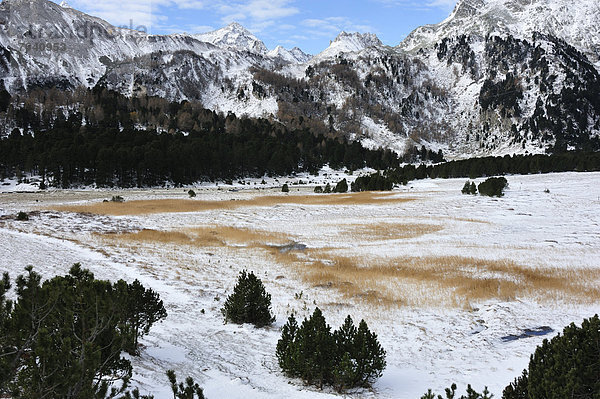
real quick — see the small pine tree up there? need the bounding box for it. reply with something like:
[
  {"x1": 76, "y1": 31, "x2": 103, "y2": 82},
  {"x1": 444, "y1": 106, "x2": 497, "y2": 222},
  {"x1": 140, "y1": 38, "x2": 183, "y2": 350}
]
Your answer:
[
  {"x1": 221, "y1": 271, "x2": 275, "y2": 327},
  {"x1": 353, "y1": 319, "x2": 387, "y2": 387},
  {"x1": 314, "y1": 186, "x2": 323, "y2": 193},
  {"x1": 166, "y1": 370, "x2": 205, "y2": 399},
  {"x1": 276, "y1": 311, "x2": 386, "y2": 392},
  {"x1": 324, "y1": 183, "x2": 332, "y2": 193},
  {"x1": 334, "y1": 179, "x2": 348, "y2": 193},
  {"x1": 294, "y1": 307, "x2": 336, "y2": 388},
  {"x1": 276, "y1": 314, "x2": 299, "y2": 375},
  {"x1": 470, "y1": 182, "x2": 477, "y2": 195},
  {"x1": 282, "y1": 184, "x2": 290, "y2": 193},
  {"x1": 478, "y1": 177, "x2": 508, "y2": 197},
  {"x1": 188, "y1": 190, "x2": 196, "y2": 198},
  {"x1": 462, "y1": 181, "x2": 471, "y2": 195},
  {"x1": 16, "y1": 211, "x2": 29, "y2": 221}
]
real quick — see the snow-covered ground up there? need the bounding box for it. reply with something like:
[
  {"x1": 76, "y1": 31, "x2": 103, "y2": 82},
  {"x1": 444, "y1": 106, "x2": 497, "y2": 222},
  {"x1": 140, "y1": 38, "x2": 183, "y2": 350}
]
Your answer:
[{"x1": 1, "y1": 172, "x2": 599, "y2": 398}]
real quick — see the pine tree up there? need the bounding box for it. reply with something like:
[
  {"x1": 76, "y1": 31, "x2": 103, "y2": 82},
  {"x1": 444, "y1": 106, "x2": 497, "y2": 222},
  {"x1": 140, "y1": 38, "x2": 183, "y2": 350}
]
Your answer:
[
  {"x1": 462, "y1": 181, "x2": 471, "y2": 194},
  {"x1": 294, "y1": 308, "x2": 336, "y2": 388},
  {"x1": 167, "y1": 370, "x2": 205, "y2": 399},
  {"x1": 332, "y1": 316, "x2": 359, "y2": 392},
  {"x1": 334, "y1": 179, "x2": 348, "y2": 193},
  {"x1": 353, "y1": 319, "x2": 387, "y2": 387},
  {"x1": 276, "y1": 314, "x2": 299, "y2": 375},
  {"x1": 221, "y1": 270, "x2": 275, "y2": 327},
  {"x1": 282, "y1": 184, "x2": 290, "y2": 193},
  {"x1": 470, "y1": 182, "x2": 477, "y2": 195}
]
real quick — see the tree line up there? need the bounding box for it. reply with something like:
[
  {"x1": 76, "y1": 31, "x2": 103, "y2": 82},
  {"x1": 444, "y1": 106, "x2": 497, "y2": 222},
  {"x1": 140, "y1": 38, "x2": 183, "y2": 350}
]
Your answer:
[{"x1": 351, "y1": 151, "x2": 600, "y2": 192}]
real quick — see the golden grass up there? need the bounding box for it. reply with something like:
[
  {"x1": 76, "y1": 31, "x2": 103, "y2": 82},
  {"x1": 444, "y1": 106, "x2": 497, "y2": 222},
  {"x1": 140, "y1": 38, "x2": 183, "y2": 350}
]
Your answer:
[
  {"x1": 106, "y1": 225, "x2": 292, "y2": 249},
  {"x1": 345, "y1": 223, "x2": 443, "y2": 241},
  {"x1": 276, "y1": 252, "x2": 600, "y2": 308},
  {"x1": 99, "y1": 222, "x2": 600, "y2": 310},
  {"x1": 52, "y1": 192, "x2": 414, "y2": 216}
]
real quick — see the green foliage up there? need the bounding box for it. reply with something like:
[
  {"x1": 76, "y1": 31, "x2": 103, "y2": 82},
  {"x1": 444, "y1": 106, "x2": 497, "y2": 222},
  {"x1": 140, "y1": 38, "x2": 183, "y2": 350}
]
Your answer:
[
  {"x1": 0, "y1": 265, "x2": 167, "y2": 398},
  {"x1": 221, "y1": 270, "x2": 275, "y2": 327},
  {"x1": 314, "y1": 186, "x2": 323, "y2": 193},
  {"x1": 351, "y1": 172, "x2": 394, "y2": 192},
  {"x1": 16, "y1": 211, "x2": 29, "y2": 221},
  {"x1": 166, "y1": 370, "x2": 205, "y2": 399},
  {"x1": 461, "y1": 181, "x2": 478, "y2": 195},
  {"x1": 478, "y1": 177, "x2": 508, "y2": 197},
  {"x1": 502, "y1": 315, "x2": 600, "y2": 399},
  {"x1": 0, "y1": 90, "x2": 400, "y2": 188},
  {"x1": 188, "y1": 190, "x2": 196, "y2": 198},
  {"x1": 282, "y1": 184, "x2": 290, "y2": 193},
  {"x1": 383, "y1": 152, "x2": 600, "y2": 187},
  {"x1": 421, "y1": 383, "x2": 494, "y2": 399},
  {"x1": 112, "y1": 195, "x2": 125, "y2": 203},
  {"x1": 334, "y1": 179, "x2": 348, "y2": 193},
  {"x1": 323, "y1": 183, "x2": 332, "y2": 193},
  {"x1": 276, "y1": 310, "x2": 386, "y2": 392}
]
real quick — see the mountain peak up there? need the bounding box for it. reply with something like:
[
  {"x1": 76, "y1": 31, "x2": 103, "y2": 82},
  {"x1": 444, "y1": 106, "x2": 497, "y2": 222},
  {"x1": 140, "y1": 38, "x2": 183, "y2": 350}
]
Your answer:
[
  {"x1": 314, "y1": 31, "x2": 383, "y2": 60},
  {"x1": 333, "y1": 31, "x2": 382, "y2": 47},
  {"x1": 195, "y1": 22, "x2": 268, "y2": 54},
  {"x1": 400, "y1": 0, "x2": 600, "y2": 65},
  {"x1": 267, "y1": 45, "x2": 311, "y2": 64}
]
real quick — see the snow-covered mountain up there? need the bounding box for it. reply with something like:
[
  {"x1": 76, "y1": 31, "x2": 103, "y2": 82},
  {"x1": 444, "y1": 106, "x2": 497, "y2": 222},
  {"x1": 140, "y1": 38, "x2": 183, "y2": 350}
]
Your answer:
[
  {"x1": 314, "y1": 32, "x2": 384, "y2": 61},
  {"x1": 401, "y1": 0, "x2": 600, "y2": 68},
  {"x1": 1, "y1": 0, "x2": 599, "y2": 157},
  {"x1": 268, "y1": 46, "x2": 311, "y2": 64},
  {"x1": 195, "y1": 23, "x2": 268, "y2": 55}
]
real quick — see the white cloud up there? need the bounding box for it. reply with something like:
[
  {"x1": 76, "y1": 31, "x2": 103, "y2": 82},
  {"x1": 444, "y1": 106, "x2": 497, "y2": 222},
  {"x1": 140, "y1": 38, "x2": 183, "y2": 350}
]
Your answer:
[
  {"x1": 301, "y1": 16, "x2": 376, "y2": 38},
  {"x1": 372, "y1": 0, "x2": 457, "y2": 11}
]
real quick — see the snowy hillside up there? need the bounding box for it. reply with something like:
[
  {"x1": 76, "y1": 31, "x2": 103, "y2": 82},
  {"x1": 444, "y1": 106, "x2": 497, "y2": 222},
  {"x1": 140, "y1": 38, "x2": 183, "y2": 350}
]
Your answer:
[
  {"x1": 0, "y1": 0, "x2": 599, "y2": 158},
  {"x1": 401, "y1": 0, "x2": 600, "y2": 68}
]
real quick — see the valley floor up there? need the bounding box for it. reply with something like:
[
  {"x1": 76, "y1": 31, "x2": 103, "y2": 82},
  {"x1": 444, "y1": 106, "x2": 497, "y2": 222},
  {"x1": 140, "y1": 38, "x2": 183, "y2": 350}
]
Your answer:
[{"x1": 1, "y1": 172, "x2": 599, "y2": 398}]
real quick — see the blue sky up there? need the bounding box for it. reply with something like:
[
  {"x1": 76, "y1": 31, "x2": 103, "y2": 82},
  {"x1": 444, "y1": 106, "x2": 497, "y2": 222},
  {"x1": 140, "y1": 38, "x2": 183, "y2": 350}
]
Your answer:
[{"x1": 58, "y1": 0, "x2": 458, "y2": 54}]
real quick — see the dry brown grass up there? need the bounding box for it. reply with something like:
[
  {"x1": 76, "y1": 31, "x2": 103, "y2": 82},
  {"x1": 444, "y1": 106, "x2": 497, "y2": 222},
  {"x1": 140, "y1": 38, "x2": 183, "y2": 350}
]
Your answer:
[
  {"x1": 274, "y1": 252, "x2": 600, "y2": 308},
  {"x1": 106, "y1": 225, "x2": 292, "y2": 250},
  {"x1": 52, "y1": 192, "x2": 414, "y2": 216},
  {"x1": 345, "y1": 223, "x2": 443, "y2": 241},
  {"x1": 99, "y1": 220, "x2": 600, "y2": 310}
]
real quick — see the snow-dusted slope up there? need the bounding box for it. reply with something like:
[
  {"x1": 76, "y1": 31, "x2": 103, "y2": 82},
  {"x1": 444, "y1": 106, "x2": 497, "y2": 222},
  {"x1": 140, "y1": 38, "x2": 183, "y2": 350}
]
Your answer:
[
  {"x1": 401, "y1": 0, "x2": 600, "y2": 67},
  {"x1": 0, "y1": 0, "x2": 599, "y2": 158},
  {"x1": 0, "y1": 0, "x2": 306, "y2": 117}
]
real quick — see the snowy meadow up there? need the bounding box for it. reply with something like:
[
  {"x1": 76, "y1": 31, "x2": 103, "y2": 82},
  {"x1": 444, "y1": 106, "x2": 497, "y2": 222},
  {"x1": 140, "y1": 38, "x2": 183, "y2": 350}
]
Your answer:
[{"x1": 1, "y1": 172, "x2": 599, "y2": 398}]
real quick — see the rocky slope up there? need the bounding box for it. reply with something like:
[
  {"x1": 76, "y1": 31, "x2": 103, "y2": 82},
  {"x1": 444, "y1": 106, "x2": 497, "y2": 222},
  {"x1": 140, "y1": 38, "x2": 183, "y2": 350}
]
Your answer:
[{"x1": 0, "y1": 0, "x2": 599, "y2": 157}]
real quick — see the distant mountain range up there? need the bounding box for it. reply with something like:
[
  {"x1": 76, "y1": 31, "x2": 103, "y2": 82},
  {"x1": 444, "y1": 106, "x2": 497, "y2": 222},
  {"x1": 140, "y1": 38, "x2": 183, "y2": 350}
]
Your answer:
[{"x1": 1, "y1": 0, "x2": 599, "y2": 157}]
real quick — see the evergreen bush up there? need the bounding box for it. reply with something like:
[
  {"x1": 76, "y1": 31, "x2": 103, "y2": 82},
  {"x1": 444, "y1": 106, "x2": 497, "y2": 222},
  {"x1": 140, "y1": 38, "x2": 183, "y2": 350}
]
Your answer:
[
  {"x1": 221, "y1": 270, "x2": 275, "y2": 327},
  {"x1": 16, "y1": 211, "x2": 29, "y2": 221},
  {"x1": 0, "y1": 265, "x2": 167, "y2": 398},
  {"x1": 282, "y1": 184, "x2": 290, "y2": 193},
  {"x1": 276, "y1": 309, "x2": 386, "y2": 392},
  {"x1": 502, "y1": 315, "x2": 600, "y2": 399},
  {"x1": 478, "y1": 177, "x2": 508, "y2": 197},
  {"x1": 334, "y1": 179, "x2": 348, "y2": 193},
  {"x1": 314, "y1": 186, "x2": 323, "y2": 193},
  {"x1": 188, "y1": 189, "x2": 196, "y2": 198}
]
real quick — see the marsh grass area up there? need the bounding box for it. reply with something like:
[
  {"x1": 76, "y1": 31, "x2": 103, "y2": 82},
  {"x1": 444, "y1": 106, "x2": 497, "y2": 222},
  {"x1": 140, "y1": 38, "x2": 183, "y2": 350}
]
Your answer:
[
  {"x1": 3, "y1": 173, "x2": 600, "y2": 397},
  {"x1": 65, "y1": 186, "x2": 599, "y2": 310}
]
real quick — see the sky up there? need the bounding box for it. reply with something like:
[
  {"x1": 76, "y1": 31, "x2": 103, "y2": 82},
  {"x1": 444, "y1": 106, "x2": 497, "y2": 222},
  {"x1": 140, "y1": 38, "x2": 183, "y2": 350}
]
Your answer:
[{"x1": 55, "y1": 0, "x2": 458, "y2": 54}]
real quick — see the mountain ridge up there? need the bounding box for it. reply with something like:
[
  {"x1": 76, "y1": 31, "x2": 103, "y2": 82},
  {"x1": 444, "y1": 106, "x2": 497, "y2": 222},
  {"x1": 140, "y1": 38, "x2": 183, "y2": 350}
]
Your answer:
[{"x1": 0, "y1": 0, "x2": 599, "y2": 158}]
